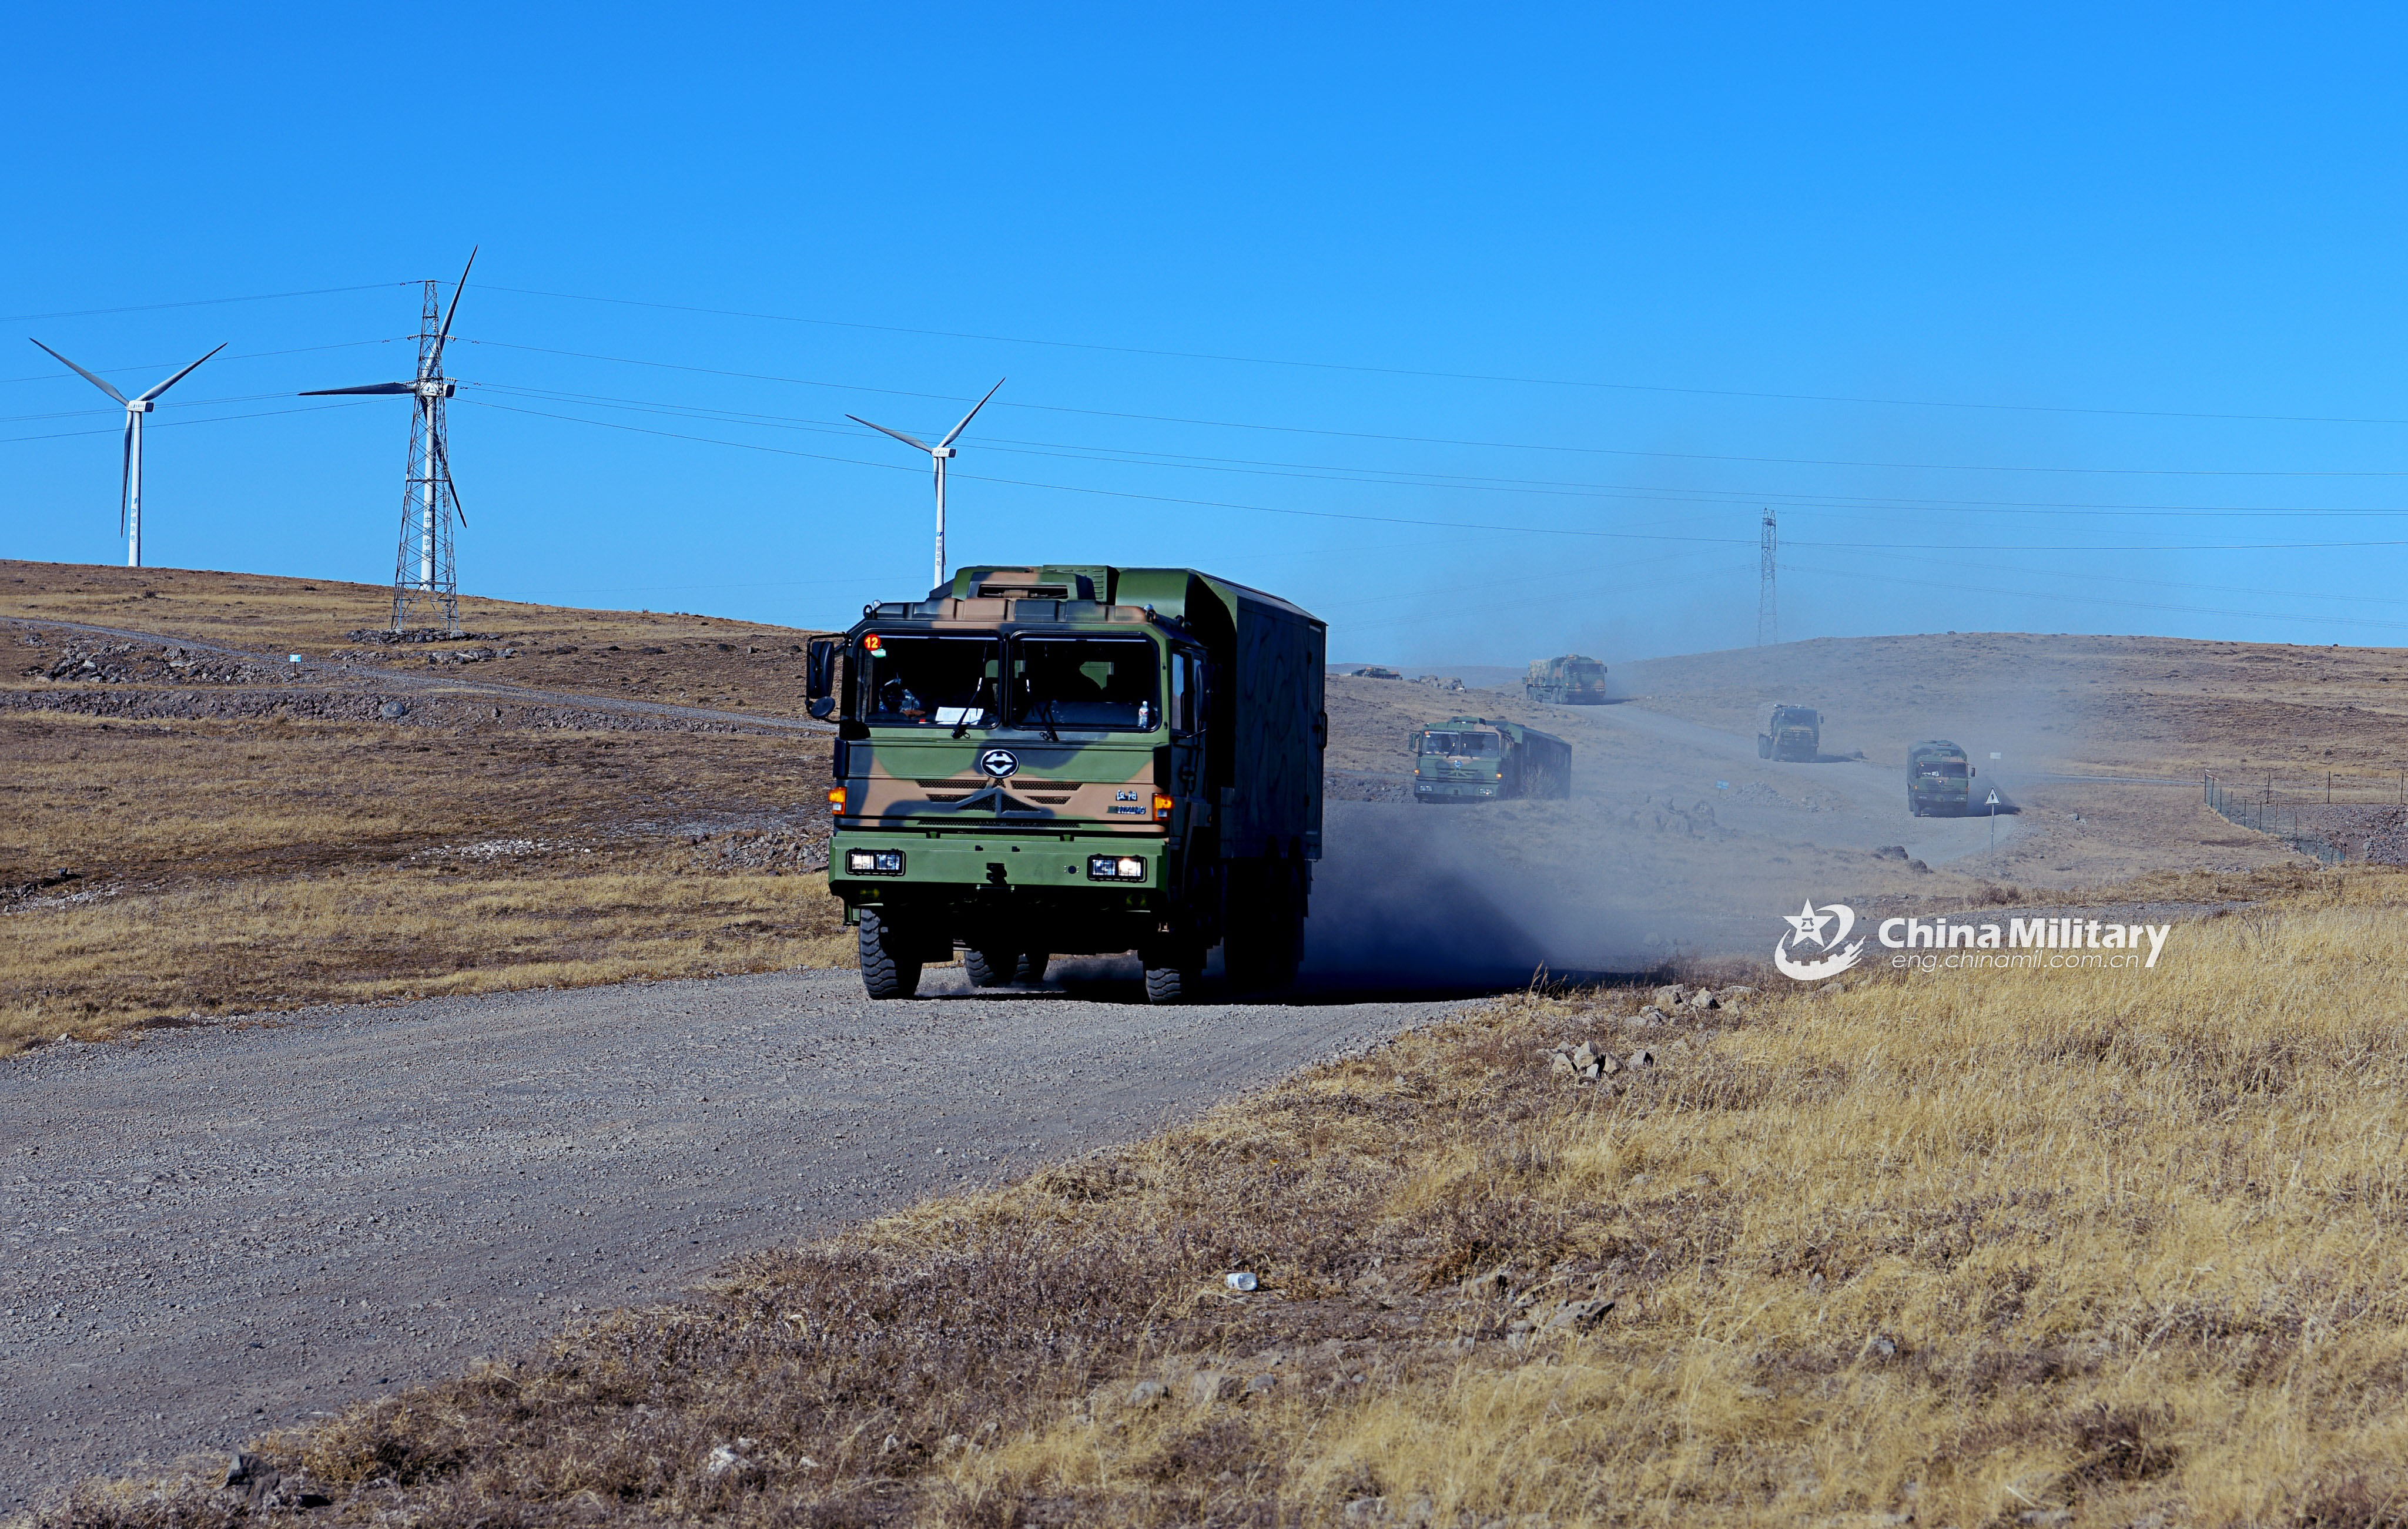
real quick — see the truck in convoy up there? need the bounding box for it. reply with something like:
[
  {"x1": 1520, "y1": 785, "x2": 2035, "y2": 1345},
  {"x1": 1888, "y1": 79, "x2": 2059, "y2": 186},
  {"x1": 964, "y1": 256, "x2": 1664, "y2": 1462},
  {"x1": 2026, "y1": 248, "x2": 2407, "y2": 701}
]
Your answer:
[
  {"x1": 1755, "y1": 702, "x2": 1822, "y2": 762},
  {"x1": 1411, "y1": 716, "x2": 1573, "y2": 803},
  {"x1": 1525, "y1": 654, "x2": 1610, "y2": 705},
  {"x1": 807, "y1": 565, "x2": 1327, "y2": 1005},
  {"x1": 1907, "y1": 739, "x2": 1977, "y2": 816}
]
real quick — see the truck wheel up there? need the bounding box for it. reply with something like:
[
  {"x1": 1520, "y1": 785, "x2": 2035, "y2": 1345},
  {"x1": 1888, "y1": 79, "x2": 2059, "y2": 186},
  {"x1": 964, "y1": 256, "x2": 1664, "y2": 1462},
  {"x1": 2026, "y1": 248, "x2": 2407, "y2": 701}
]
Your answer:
[
  {"x1": 964, "y1": 946, "x2": 1014, "y2": 987},
  {"x1": 1020, "y1": 950, "x2": 1051, "y2": 985},
  {"x1": 1142, "y1": 945, "x2": 1203, "y2": 1004},
  {"x1": 858, "y1": 909, "x2": 923, "y2": 1000}
]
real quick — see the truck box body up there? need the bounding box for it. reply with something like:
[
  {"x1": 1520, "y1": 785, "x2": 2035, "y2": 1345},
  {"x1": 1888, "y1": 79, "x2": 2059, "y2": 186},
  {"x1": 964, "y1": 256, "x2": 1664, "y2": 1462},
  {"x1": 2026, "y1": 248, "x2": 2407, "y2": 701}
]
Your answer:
[
  {"x1": 1525, "y1": 654, "x2": 1610, "y2": 705},
  {"x1": 818, "y1": 565, "x2": 1325, "y2": 1000},
  {"x1": 1411, "y1": 715, "x2": 1573, "y2": 803}
]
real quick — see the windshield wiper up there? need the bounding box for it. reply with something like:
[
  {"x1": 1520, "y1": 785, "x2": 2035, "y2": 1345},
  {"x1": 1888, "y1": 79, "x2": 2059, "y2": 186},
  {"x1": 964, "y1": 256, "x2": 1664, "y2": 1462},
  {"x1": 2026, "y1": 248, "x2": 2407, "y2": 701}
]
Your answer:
[{"x1": 1037, "y1": 697, "x2": 1061, "y2": 743}]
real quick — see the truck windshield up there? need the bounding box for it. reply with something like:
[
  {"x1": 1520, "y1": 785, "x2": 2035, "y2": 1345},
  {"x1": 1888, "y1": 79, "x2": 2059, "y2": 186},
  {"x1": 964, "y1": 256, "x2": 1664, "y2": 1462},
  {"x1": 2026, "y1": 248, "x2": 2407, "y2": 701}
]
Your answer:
[
  {"x1": 1918, "y1": 760, "x2": 1968, "y2": 779},
  {"x1": 1421, "y1": 730, "x2": 1500, "y2": 756},
  {"x1": 1008, "y1": 636, "x2": 1160, "y2": 732},
  {"x1": 860, "y1": 635, "x2": 1000, "y2": 727}
]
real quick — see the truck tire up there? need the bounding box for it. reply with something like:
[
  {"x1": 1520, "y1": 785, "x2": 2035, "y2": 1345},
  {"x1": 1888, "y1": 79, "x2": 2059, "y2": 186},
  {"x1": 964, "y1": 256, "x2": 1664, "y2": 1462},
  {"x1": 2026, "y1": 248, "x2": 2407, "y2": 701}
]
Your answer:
[
  {"x1": 858, "y1": 909, "x2": 923, "y2": 1000},
  {"x1": 1142, "y1": 945, "x2": 1203, "y2": 1004},
  {"x1": 964, "y1": 946, "x2": 1014, "y2": 987},
  {"x1": 966, "y1": 947, "x2": 1048, "y2": 986}
]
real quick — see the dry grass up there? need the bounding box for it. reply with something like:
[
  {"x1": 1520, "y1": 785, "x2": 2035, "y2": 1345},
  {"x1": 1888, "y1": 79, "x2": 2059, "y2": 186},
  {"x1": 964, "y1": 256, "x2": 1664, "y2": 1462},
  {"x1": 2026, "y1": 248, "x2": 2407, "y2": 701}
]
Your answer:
[
  {"x1": 1, "y1": 865, "x2": 853, "y2": 1048},
  {"x1": 2, "y1": 564, "x2": 846, "y2": 1054},
  {"x1": 42, "y1": 868, "x2": 2408, "y2": 1527}
]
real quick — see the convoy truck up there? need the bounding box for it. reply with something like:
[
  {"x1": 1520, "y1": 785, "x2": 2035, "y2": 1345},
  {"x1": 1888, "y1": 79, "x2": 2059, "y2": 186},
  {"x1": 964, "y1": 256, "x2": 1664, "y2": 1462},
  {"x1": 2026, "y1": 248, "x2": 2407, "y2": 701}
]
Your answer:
[
  {"x1": 1525, "y1": 654, "x2": 1610, "y2": 705},
  {"x1": 808, "y1": 565, "x2": 1326, "y2": 1005},
  {"x1": 1411, "y1": 716, "x2": 1573, "y2": 803},
  {"x1": 1907, "y1": 739, "x2": 1977, "y2": 816},
  {"x1": 1755, "y1": 703, "x2": 1822, "y2": 762}
]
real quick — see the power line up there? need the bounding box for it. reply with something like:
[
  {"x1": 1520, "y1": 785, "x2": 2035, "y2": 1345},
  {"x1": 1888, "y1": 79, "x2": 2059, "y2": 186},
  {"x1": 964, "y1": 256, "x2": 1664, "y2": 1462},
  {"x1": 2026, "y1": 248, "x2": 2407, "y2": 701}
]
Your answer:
[
  {"x1": 0, "y1": 399, "x2": 367, "y2": 445},
  {"x1": 0, "y1": 337, "x2": 407, "y2": 388},
  {"x1": 478, "y1": 281, "x2": 2408, "y2": 431},
  {"x1": 462, "y1": 338, "x2": 2408, "y2": 482},
  {"x1": 458, "y1": 395, "x2": 2408, "y2": 555},
  {"x1": 468, "y1": 378, "x2": 2408, "y2": 521},
  {"x1": 1, "y1": 283, "x2": 414, "y2": 323}
]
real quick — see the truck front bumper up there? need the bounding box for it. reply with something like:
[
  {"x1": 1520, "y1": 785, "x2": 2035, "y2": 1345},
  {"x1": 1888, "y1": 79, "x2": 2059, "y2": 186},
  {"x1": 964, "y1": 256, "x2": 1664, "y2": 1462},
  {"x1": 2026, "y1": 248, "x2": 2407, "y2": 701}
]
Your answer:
[
  {"x1": 830, "y1": 824, "x2": 1168, "y2": 902},
  {"x1": 1414, "y1": 779, "x2": 1500, "y2": 800}
]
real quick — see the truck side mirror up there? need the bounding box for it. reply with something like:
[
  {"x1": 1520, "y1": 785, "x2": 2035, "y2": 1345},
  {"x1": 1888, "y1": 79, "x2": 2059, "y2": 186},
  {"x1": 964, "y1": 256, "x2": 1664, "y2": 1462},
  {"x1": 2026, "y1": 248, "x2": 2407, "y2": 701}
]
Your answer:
[{"x1": 806, "y1": 636, "x2": 839, "y2": 721}]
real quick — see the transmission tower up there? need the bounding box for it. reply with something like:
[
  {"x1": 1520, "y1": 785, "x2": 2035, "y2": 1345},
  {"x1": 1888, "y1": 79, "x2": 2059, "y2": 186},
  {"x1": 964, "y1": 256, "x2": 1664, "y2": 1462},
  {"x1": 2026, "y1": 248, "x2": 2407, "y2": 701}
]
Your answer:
[
  {"x1": 302, "y1": 250, "x2": 475, "y2": 633},
  {"x1": 1756, "y1": 508, "x2": 1778, "y2": 646}
]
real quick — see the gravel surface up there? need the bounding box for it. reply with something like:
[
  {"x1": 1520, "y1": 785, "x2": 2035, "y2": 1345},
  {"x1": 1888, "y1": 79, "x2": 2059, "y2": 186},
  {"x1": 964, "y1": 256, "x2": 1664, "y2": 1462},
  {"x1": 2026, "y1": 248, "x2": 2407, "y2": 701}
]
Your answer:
[{"x1": 1, "y1": 968, "x2": 1464, "y2": 1504}]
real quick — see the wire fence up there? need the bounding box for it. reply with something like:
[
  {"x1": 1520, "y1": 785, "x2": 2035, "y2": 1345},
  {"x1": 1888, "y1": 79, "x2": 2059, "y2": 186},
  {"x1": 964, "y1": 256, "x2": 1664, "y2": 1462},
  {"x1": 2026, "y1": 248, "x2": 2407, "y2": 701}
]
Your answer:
[{"x1": 2198, "y1": 772, "x2": 2393, "y2": 866}]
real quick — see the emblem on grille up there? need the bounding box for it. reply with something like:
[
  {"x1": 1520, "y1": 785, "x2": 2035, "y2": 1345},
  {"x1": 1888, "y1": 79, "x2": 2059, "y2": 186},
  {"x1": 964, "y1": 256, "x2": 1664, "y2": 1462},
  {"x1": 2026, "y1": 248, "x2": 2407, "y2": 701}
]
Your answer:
[{"x1": 978, "y1": 747, "x2": 1019, "y2": 779}]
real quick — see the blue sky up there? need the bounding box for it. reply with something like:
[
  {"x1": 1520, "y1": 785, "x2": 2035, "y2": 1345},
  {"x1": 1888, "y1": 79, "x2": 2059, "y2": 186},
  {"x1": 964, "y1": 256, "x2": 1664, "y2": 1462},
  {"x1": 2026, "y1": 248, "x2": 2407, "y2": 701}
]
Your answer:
[{"x1": 8, "y1": 4, "x2": 2408, "y2": 663}]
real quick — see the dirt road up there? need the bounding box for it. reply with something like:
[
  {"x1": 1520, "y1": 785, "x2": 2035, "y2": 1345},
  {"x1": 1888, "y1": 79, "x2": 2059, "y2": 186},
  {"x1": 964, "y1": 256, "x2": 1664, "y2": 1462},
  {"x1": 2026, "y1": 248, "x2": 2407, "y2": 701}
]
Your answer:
[{"x1": 0, "y1": 972, "x2": 1462, "y2": 1505}]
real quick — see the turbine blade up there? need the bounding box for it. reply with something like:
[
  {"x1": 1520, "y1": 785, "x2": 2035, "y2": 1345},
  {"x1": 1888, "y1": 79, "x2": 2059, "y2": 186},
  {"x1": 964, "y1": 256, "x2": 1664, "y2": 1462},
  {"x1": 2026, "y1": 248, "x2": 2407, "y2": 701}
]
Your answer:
[
  {"x1": 937, "y1": 377, "x2": 1006, "y2": 448},
  {"x1": 120, "y1": 417, "x2": 133, "y2": 536},
  {"x1": 29, "y1": 338, "x2": 129, "y2": 404},
  {"x1": 431, "y1": 246, "x2": 478, "y2": 370},
  {"x1": 434, "y1": 434, "x2": 465, "y2": 527},
  {"x1": 136, "y1": 341, "x2": 227, "y2": 403},
  {"x1": 848, "y1": 414, "x2": 933, "y2": 453},
  {"x1": 299, "y1": 382, "x2": 415, "y2": 395}
]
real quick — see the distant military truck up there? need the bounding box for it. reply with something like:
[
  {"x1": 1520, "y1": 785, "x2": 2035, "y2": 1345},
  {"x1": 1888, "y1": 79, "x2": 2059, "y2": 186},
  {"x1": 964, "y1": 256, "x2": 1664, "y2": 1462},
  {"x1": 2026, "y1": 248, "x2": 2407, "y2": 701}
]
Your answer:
[
  {"x1": 1756, "y1": 703, "x2": 1822, "y2": 762},
  {"x1": 809, "y1": 565, "x2": 1325, "y2": 1004},
  {"x1": 1411, "y1": 716, "x2": 1572, "y2": 803},
  {"x1": 1907, "y1": 739, "x2": 1976, "y2": 816},
  {"x1": 1525, "y1": 654, "x2": 1609, "y2": 705}
]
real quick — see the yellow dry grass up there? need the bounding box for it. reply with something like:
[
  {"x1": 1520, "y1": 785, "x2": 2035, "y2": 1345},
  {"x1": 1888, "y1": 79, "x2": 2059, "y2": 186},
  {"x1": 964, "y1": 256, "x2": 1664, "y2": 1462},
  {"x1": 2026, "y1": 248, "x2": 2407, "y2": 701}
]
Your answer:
[
  {"x1": 53, "y1": 870, "x2": 2408, "y2": 1527},
  {"x1": 0, "y1": 867, "x2": 853, "y2": 1052}
]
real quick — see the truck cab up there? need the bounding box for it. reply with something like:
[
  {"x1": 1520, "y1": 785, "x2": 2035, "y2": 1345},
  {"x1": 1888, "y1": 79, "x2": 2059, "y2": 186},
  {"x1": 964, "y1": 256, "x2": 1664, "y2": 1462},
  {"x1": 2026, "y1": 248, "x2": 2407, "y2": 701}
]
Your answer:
[
  {"x1": 1907, "y1": 739, "x2": 1975, "y2": 816},
  {"x1": 1756, "y1": 703, "x2": 1821, "y2": 762},
  {"x1": 811, "y1": 565, "x2": 1325, "y2": 1003}
]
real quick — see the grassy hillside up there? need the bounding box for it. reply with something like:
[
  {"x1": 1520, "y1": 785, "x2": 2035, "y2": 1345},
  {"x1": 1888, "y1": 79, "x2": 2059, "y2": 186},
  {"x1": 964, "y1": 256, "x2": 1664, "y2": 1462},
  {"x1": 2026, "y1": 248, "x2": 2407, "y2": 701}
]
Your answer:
[{"x1": 1, "y1": 560, "x2": 848, "y2": 1053}]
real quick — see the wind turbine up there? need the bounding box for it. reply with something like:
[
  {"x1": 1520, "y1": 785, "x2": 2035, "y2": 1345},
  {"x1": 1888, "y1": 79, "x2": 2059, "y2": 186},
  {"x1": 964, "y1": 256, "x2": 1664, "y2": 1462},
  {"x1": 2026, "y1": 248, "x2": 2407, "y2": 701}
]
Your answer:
[
  {"x1": 29, "y1": 339, "x2": 225, "y2": 568},
  {"x1": 849, "y1": 378, "x2": 1004, "y2": 592},
  {"x1": 302, "y1": 247, "x2": 476, "y2": 632}
]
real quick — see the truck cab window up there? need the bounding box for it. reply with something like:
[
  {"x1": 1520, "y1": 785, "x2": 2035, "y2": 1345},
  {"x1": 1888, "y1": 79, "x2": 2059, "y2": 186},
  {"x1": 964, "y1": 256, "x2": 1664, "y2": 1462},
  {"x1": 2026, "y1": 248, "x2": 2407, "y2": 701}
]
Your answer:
[
  {"x1": 860, "y1": 636, "x2": 1000, "y2": 727},
  {"x1": 1170, "y1": 651, "x2": 1204, "y2": 733},
  {"x1": 1009, "y1": 637, "x2": 1162, "y2": 732},
  {"x1": 1420, "y1": 729, "x2": 1499, "y2": 756}
]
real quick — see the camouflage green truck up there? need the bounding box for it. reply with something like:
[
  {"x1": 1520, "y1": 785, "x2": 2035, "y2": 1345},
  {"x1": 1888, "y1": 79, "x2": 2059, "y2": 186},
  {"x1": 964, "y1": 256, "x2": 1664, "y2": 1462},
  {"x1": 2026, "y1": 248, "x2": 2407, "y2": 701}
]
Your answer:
[
  {"x1": 1524, "y1": 654, "x2": 1609, "y2": 705},
  {"x1": 806, "y1": 565, "x2": 1326, "y2": 1004},
  {"x1": 1755, "y1": 702, "x2": 1821, "y2": 762},
  {"x1": 1907, "y1": 739, "x2": 1976, "y2": 816},
  {"x1": 1411, "y1": 716, "x2": 1573, "y2": 803}
]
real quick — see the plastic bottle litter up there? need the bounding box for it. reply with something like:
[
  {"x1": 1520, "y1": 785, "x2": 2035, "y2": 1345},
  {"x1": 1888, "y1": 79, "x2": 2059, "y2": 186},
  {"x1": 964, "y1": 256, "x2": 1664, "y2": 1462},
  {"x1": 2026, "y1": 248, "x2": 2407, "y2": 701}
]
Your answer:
[{"x1": 1225, "y1": 1272, "x2": 1259, "y2": 1292}]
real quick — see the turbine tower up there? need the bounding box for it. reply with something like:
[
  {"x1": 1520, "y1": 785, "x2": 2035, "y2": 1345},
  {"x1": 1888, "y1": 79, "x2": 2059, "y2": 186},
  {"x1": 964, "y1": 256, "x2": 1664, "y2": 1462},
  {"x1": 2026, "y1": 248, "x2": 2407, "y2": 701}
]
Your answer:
[
  {"x1": 303, "y1": 248, "x2": 477, "y2": 632},
  {"x1": 1756, "y1": 507, "x2": 1779, "y2": 647},
  {"x1": 29, "y1": 339, "x2": 225, "y2": 568},
  {"x1": 848, "y1": 379, "x2": 1004, "y2": 592}
]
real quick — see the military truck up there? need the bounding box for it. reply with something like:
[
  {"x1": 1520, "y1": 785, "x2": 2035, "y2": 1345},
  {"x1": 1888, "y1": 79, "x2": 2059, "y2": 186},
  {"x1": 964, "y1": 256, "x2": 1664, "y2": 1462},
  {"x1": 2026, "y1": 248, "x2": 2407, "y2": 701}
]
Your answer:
[
  {"x1": 1755, "y1": 703, "x2": 1821, "y2": 762},
  {"x1": 1411, "y1": 716, "x2": 1573, "y2": 803},
  {"x1": 1907, "y1": 739, "x2": 1976, "y2": 816},
  {"x1": 808, "y1": 565, "x2": 1326, "y2": 1005},
  {"x1": 1525, "y1": 654, "x2": 1609, "y2": 705}
]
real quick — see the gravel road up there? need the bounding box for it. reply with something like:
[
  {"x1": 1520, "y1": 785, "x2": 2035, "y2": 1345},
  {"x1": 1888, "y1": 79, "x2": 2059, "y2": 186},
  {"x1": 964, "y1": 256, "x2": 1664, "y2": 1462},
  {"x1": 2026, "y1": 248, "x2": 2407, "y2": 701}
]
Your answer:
[{"x1": 1, "y1": 970, "x2": 1464, "y2": 1505}]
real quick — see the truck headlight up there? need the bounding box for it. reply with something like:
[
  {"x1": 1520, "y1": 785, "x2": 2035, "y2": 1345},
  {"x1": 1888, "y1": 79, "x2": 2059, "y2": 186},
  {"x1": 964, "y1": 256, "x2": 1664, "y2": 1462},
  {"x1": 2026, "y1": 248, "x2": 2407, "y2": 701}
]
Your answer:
[
  {"x1": 846, "y1": 849, "x2": 905, "y2": 875},
  {"x1": 1088, "y1": 854, "x2": 1146, "y2": 881}
]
